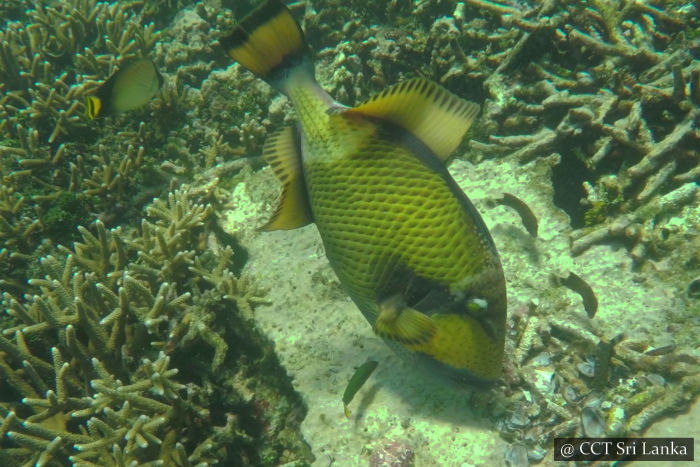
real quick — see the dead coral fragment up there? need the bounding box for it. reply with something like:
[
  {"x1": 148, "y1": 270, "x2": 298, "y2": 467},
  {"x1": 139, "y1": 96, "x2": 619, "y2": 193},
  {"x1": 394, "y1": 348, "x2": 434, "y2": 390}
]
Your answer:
[{"x1": 461, "y1": 0, "x2": 698, "y2": 263}]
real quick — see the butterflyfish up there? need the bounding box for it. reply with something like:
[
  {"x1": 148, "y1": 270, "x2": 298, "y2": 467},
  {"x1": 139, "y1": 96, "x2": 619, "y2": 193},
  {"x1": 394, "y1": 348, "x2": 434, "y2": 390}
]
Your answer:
[
  {"x1": 86, "y1": 59, "x2": 163, "y2": 119},
  {"x1": 221, "y1": 0, "x2": 507, "y2": 385}
]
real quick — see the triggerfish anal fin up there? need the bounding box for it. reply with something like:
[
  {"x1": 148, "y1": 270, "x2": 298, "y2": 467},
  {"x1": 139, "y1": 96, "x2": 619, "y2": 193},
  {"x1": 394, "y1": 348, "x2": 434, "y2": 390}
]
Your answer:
[
  {"x1": 219, "y1": 0, "x2": 311, "y2": 89},
  {"x1": 373, "y1": 295, "x2": 437, "y2": 346},
  {"x1": 260, "y1": 126, "x2": 313, "y2": 231},
  {"x1": 345, "y1": 78, "x2": 480, "y2": 161}
]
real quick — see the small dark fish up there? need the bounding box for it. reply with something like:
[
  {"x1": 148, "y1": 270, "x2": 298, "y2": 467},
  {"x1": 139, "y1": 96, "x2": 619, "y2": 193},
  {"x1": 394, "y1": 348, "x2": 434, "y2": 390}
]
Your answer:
[
  {"x1": 561, "y1": 271, "x2": 598, "y2": 318},
  {"x1": 645, "y1": 344, "x2": 675, "y2": 356},
  {"x1": 343, "y1": 359, "x2": 378, "y2": 417},
  {"x1": 593, "y1": 333, "x2": 623, "y2": 389},
  {"x1": 86, "y1": 59, "x2": 162, "y2": 119},
  {"x1": 495, "y1": 193, "x2": 538, "y2": 237}
]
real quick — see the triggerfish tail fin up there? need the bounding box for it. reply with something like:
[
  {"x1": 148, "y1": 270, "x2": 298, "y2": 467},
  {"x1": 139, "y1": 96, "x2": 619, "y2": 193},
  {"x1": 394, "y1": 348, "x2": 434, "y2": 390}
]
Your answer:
[
  {"x1": 220, "y1": 0, "x2": 313, "y2": 92},
  {"x1": 346, "y1": 78, "x2": 480, "y2": 160},
  {"x1": 260, "y1": 126, "x2": 313, "y2": 231},
  {"x1": 373, "y1": 295, "x2": 437, "y2": 346}
]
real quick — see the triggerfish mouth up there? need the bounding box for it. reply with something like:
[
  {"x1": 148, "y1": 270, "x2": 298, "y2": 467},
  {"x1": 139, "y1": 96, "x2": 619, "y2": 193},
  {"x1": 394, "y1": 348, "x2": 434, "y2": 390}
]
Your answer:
[{"x1": 221, "y1": 0, "x2": 507, "y2": 385}]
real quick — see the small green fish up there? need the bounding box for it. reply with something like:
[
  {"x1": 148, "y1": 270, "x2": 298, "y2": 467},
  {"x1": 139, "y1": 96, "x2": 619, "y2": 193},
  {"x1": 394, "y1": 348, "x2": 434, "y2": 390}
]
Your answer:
[
  {"x1": 86, "y1": 59, "x2": 162, "y2": 119},
  {"x1": 343, "y1": 360, "x2": 378, "y2": 417},
  {"x1": 222, "y1": 0, "x2": 507, "y2": 385}
]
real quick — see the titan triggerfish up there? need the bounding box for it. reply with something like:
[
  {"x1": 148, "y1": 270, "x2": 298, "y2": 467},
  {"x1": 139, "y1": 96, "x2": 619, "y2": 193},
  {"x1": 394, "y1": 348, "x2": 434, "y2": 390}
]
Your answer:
[{"x1": 221, "y1": 0, "x2": 507, "y2": 385}]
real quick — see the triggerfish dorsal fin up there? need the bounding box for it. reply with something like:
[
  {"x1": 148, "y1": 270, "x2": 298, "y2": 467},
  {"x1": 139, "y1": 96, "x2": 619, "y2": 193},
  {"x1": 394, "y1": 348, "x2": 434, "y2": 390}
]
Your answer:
[
  {"x1": 219, "y1": 0, "x2": 312, "y2": 90},
  {"x1": 346, "y1": 78, "x2": 480, "y2": 161},
  {"x1": 373, "y1": 295, "x2": 437, "y2": 345},
  {"x1": 260, "y1": 125, "x2": 313, "y2": 231}
]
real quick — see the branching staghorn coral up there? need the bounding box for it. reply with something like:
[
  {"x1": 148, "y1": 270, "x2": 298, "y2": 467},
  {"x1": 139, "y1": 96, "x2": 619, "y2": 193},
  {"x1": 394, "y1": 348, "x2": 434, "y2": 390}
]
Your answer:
[
  {"x1": 440, "y1": 0, "x2": 700, "y2": 259},
  {"x1": 1, "y1": 0, "x2": 160, "y2": 144},
  {"x1": 0, "y1": 0, "x2": 169, "y2": 294},
  {"x1": 0, "y1": 187, "x2": 310, "y2": 466}
]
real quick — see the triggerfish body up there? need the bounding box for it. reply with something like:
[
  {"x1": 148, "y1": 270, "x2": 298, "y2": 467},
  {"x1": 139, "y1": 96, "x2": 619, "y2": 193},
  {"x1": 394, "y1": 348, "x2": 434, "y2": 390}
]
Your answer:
[{"x1": 222, "y1": 0, "x2": 507, "y2": 385}]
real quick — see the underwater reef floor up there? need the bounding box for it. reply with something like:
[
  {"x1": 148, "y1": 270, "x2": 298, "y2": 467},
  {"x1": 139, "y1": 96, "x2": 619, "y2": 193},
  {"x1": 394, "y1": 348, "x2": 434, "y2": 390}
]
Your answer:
[{"x1": 224, "y1": 152, "x2": 700, "y2": 466}]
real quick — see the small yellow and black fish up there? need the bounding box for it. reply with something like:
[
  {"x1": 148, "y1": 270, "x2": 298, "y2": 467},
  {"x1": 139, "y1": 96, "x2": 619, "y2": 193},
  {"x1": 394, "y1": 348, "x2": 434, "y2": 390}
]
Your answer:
[
  {"x1": 222, "y1": 0, "x2": 507, "y2": 385},
  {"x1": 86, "y1": 59, "x2": 163, "y2": 119},
  {"x1": 343, "y1": 359, "x2": 378, "y2": 417}
]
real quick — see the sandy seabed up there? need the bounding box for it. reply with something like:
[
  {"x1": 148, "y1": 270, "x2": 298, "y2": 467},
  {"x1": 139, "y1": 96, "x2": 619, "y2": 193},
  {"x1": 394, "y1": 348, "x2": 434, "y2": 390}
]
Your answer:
[{"x1": 223, "y1": 153, "x2": 700, "y2": 466}]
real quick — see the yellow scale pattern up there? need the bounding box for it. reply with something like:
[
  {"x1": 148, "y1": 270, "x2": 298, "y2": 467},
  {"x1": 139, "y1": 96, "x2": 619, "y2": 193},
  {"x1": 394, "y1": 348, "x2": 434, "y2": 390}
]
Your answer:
[{"x1": 302, "y1": 117, "x2": 505, "y2": 380}]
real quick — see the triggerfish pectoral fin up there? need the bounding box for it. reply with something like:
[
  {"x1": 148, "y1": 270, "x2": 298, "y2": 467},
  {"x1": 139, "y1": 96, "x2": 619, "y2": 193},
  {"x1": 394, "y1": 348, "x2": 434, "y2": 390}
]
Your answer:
[
  {"x1": 344, "y1": 78, "x2": 480, "y2": 161},
  {"x1": 259, "y1": 126, "x2": 313, "y2": 231},
  {"x1": 373, "y1": 295, "x2": 437, "y2": 345}
]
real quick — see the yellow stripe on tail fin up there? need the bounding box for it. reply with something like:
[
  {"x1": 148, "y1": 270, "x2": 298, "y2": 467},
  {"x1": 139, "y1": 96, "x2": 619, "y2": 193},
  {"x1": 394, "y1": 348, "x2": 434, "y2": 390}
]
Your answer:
[{"x1": 220, "y1": 0, "x2": 312, "y2": 90}]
